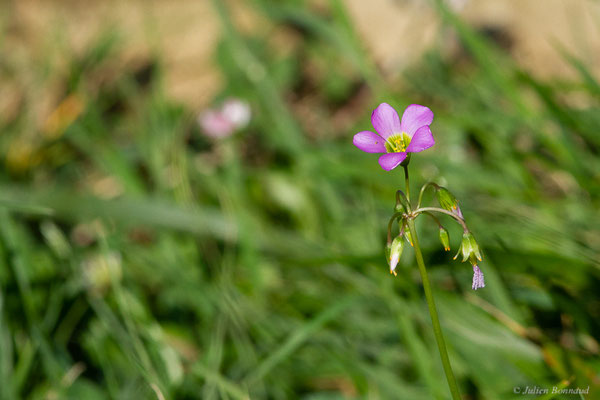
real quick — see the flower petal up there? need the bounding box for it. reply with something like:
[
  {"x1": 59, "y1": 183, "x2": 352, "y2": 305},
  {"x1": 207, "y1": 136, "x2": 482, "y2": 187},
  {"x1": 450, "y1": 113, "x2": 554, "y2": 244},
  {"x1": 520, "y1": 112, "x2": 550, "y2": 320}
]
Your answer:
[
  {"x1": 378, "y1": 152, "x2": 407, "y2": 171},
  {"x1": 371, "y1": 103, "x2": 401, "y2": 139},
  {"x1": 472, "y1": 265, "x2": 485, "y2": 290},
  {"x1": 199, "y1": 110, "x2": 234, "y2": 139},
  {"x1": 454, "y1": 203, "x2": 464, "y2": 219},
  {"x1": 353, "y1": 131, "x2": 386, "y2": 153},
  {"x1": 390, "y1": 253, "x2": 400, "y2": 274},
  {"x1": 400, "y1": 104, "x2": 434, "y2": 137},
  {"x1": 406, "y1": 125, "x2": 435, "y2": 153},
  {"x1": 222, "y1": 98, "x2": 251, "y2": 128}
]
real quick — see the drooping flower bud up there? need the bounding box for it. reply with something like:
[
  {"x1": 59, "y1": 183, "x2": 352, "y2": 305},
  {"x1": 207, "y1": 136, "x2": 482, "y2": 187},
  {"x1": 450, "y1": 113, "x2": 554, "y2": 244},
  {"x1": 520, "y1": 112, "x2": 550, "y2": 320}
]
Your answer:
[
  {"x1": 454, "y1": 232, "x2": 482, "y2": 263},
  {"x1": 453, "y1": 232, "x2": 485, "y2": 290},
  {"x1": 454, "y1": 232, "x2": 470, "y2": 262},
  {"x1": 438, "y1": 226, "x2": 450, "y2": 251},
  {"x1": 468, "y1": 233, "x2": 483, "y2": 262},
  {"x1": 436, "y1": 187, "x2": 456, "y2": 209},
  {"x1": 471, "y1": 265, "x2": 485, "y2": 290},
  {"x1": 436, "y1": 187, "x2": 463, "y2": 218},
  {"x1": 388, "y1": 235, "x2": 404, "y2": 276}
]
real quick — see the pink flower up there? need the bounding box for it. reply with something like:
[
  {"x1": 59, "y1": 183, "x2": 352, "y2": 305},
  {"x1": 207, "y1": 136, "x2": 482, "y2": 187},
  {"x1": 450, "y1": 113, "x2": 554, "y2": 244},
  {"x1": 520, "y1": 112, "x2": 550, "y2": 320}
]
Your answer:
[
  {"x1": 199, "y1": 110, "x2": 236, "y2": 139},
  {"x1": 198, "y1": 98, "x2": 251, "y2": 139},
  {"x1": 353, "y1": 103, "x2": 435, "y2": 171},
  {"x1": 221, "y1": 98, "x2": 251, "y2": 128}
]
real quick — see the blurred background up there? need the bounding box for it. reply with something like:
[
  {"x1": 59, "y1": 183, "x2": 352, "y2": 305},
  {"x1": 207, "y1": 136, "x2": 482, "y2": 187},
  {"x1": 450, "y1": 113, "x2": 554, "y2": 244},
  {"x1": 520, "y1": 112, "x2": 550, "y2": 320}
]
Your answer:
[{"x1": 1, "y1": 0, "x2": 600, "y2": 399}]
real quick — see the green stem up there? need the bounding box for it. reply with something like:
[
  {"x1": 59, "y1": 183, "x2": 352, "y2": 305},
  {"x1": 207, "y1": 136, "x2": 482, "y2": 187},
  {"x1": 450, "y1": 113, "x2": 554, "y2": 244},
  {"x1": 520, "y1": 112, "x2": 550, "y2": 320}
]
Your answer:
[
  {"x1": 417, "y1": 182, "x2": 439, "y2": 209},
  {"x1": 407, "y1": 218, "x2": 461, "y2": 400},
  {"x1": 387, "y1": 212, "x2": 404, "y2": 243},
  {"x1": 403, "y1": 165, "x2": 411, "y2": 207},
  {"x1": 395, "y1": 190, "x2": 409, "y2": 213},
  {"x1": 414, "y1": 207, "x2": 468, "y2": 232},
  {"x1": 423, "y1": 211, "x2": 443, "y2": 228}
]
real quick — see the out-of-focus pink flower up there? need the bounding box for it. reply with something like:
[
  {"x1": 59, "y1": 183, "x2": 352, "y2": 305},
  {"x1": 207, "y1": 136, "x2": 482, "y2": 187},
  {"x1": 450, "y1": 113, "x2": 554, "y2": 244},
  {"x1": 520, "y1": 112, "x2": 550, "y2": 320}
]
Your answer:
[
  {"x1": 198, "y1": 98, "x2": 251, "y2": 139},
  {"x1": 199, "y1": 110, "x2": 235, "y2": 139},
  {"x1": 222, "y1": 98, "x2": 251, "y2": 129}
]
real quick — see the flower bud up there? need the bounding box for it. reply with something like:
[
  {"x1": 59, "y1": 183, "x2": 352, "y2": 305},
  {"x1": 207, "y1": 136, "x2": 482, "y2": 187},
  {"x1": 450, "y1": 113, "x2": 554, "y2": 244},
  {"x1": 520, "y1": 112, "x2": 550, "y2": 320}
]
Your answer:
[
  {"x1": 454, "y1": 232, "x2": 482, "y2": 263},
  {"x1": 439, "y1": 226, "x2": 450, "y2": 251},
  {"x1": 436, "y1": 187, "x2": 456, "y2": 210},
  {"x1": 468, "y1": 233, "x2": 483, "y2": 262},
  {"x1": 436, "y1": 187, "x2": 463, "y2": 218},
  {"x1": 388, "y1": 235, "x2": 404, "y2": 276},
  {"x1": 454, "y1": 233, "x2": 469, "y2": 262}
]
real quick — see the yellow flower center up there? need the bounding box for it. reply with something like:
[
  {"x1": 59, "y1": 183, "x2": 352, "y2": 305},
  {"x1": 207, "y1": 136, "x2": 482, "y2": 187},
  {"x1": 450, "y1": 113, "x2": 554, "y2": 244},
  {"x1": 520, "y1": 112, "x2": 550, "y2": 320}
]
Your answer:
[{"x1": 385, "y1": 132, "x2": 411, "y2": 153}]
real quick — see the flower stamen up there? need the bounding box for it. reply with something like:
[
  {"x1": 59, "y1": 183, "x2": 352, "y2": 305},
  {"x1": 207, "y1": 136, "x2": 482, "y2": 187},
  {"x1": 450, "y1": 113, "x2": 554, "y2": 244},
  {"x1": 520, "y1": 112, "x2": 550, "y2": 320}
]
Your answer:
[{"x1": 385, "y1": 132, "x2": 412, "y2": 153}]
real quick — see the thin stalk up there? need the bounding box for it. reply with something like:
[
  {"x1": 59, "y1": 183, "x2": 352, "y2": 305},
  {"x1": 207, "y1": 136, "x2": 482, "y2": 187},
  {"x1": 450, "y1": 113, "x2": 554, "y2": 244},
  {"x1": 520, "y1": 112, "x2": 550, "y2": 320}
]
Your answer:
[
  {"x1": 414, "y1": 207, "x2": 468, "y2": 232},
  {"x1": 387, "y1": 212, "x2": 404, "y2": 243},
  {"x1": 395, "y1": 190, "x2": 409, "y2": 213},
  {"x1": 417, "y1": 182, "x2": 439, "y2": 209},
  {"x1": 406, "y1": 218, "x2": 461, "y2": 400},
  {"x1": 403, "y1": 164, "x2": 411, "y2": 207},
  {"x1": 423, "y1": 211, "x2": 443, "y2": 228}
]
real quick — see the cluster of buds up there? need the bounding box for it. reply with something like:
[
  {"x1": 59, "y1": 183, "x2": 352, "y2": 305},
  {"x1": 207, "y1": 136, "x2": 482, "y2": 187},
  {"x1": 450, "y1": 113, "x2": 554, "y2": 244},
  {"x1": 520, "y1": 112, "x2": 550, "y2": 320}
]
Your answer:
[
  {"x1": 436, "y1": 185, "x2": 485, "y2": 289},
  {"x1": 386, "y1": 185, "x2": 485, "y2": 290}
]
